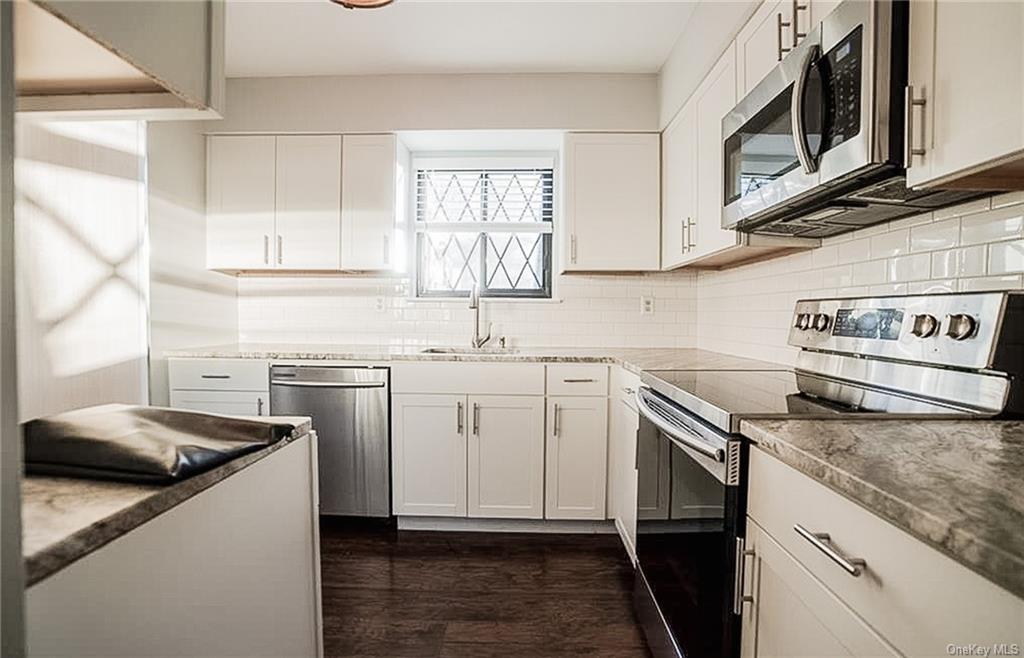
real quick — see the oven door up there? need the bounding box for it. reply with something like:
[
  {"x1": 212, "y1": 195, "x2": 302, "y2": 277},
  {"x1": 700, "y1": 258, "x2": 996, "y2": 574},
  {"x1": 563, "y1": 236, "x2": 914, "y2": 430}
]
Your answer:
[
  {"x1": 633, "y1": 387, "x2": 746, "y2": 658},
  {"x1": 722, "y1": 0, "x2": 888, "y2": 231}
]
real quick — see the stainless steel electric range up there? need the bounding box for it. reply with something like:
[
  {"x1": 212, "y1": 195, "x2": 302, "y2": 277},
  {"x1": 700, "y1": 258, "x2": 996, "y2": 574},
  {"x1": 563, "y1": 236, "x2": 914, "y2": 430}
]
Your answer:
[{"x1": 633, "y1": 291, "x2": 1024, "y2": 658}]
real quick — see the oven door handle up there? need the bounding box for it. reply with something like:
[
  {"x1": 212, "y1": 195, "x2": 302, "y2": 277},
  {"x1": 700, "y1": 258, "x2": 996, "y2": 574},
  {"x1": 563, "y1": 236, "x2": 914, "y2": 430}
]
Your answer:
[
  {"x1": 791, "y1": 43, "x2": 820, "y2": 175},
  {"x1": 635, "y1": 387, "x2": 726, "y2": 463}
]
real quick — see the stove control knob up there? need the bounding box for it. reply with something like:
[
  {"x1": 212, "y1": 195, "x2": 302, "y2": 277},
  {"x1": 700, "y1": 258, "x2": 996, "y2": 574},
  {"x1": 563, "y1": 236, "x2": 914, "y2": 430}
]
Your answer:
[
  {"x1": 812, "y1": 313, "x2": 831, "y2": 332},
  {"x1": 945, "y1": 314, "x2": 978, "y2": 341},
  {"x1": 794, "y1": 313, "x2": 811, "y2": 331},
  {"x1": 910, "y1": 313, "x2": 939, "y2": 338}
]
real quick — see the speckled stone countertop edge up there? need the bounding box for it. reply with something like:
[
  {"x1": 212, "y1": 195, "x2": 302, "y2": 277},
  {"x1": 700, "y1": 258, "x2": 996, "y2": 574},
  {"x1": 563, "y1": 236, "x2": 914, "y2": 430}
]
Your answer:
[
  {"x1": 740, "y1": 420, "x2": 1024, "y2": 600},
  {"x1": 24, "y1": 422, "x2": 311, "y2": 587}
]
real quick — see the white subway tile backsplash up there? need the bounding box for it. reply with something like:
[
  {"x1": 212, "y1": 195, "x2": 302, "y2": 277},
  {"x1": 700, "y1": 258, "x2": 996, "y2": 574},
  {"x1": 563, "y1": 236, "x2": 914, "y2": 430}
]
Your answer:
[
  {"x1": 988, "y1": 240, "x2": 1024, "y2": 275},
  {"x1": 933, "y1": 197, "x2": 989, "y2": 221},
  {"x1": 836, "y1": 237, "x2": 871, "y2": 265},
  {"x1": 869, "y1": 229, "x2": 911, "y2": 258},
  {"x1": 910, "y1": 217, "x2": 960, "y2": 252},
  {"x1": 958, "y1": 275, "x2": 1023, "y2": 292},
  {"x1": 960, "y1": 205, "x2": 1024, "y2": 245},
  {"x1": 851, "y1": 260, "x2": 887, "y2": 286},
  {"x1": 887, "y1": 253, "x2": 931, "y2": 282},
  {"x1": 990, "y1": 191, "x2": 1024, "y2": 210}
]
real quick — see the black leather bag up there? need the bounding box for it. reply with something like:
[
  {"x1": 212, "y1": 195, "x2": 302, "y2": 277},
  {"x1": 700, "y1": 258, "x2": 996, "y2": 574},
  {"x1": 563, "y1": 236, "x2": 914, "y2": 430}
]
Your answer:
[{"x1": 23, "y1": 404, "x2": 296, "y2": 484}]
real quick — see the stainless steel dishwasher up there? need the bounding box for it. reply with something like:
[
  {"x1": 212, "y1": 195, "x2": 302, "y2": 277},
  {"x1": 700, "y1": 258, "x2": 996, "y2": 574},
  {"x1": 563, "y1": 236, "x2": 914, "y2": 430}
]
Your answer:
[{"x1": 270, "y1": 365, "x2": 390, "y2": 517}]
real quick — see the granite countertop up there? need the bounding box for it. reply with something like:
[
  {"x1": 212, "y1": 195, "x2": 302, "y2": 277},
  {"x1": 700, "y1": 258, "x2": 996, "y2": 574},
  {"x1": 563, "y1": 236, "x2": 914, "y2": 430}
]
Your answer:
[
  {"x1": 164, "y1": 343, "x2": 783, "y2": 374},
  {"x1": 741, "y1": 418, "x2": 1024, "y2": 600},
  {"x1": 22, "y1": 415, "x2": 312, "y2": 587}
]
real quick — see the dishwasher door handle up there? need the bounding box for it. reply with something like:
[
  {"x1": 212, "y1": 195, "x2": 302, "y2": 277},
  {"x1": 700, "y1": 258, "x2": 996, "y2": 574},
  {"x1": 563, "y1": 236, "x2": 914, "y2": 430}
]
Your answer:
[{"x1": 270, "y1": 380, "x2": 387, "y2": 389}]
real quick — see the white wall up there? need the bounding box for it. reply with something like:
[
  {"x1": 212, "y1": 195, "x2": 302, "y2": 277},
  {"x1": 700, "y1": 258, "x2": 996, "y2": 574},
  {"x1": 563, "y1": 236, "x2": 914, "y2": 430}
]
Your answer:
[
  {"x1": 147, "y1": 121, "x2": 237, "y2": 407},
  {"x1": 210, "y1": 73, "x2": 659, "y2": 134},
  {"x1": 657, "y1": 0, "x2": 758, "y2": 128},
  {"x1": 14, "y1": 119, "x2": 149, "y2": 422},
  {"x1": 697, "y1": 194, "x2": 1024, "y2": 365},
  {"x1": 238, "y1": 271, "x2": 697, "y2": 349}
]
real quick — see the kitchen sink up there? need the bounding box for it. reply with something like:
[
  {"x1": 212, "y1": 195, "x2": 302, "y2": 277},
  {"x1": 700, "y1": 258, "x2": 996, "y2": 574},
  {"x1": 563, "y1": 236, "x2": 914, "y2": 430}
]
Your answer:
[{"x1": 420, "y1": 346, "x2": 519, "y2": 355}]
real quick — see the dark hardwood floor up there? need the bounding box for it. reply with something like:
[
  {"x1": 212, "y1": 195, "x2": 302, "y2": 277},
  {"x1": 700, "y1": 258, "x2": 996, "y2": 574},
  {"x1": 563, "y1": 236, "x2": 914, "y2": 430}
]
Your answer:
[{"x1": 319, "y1": 518, "x2": 652, "y2": 657}]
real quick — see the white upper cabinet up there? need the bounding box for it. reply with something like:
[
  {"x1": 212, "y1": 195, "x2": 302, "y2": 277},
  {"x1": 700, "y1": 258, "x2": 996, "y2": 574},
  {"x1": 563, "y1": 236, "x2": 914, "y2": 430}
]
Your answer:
[
  {"x1": 906, "y1": 1, "x2": 1024, "y2": 189},
  {"x1": 691, "y1": 44, "x2": 740, "y2": 261},
  {"x1": 275, "y1": 135, "x2": 342, "y2": 270},
  {"x1": 467, "y1": 395, "x2": 545, "y2": 520},
  {"x1": 735, "y1": 0, "x2": 793, "y2": 97},
  {"x1": 341, "y1": 134, "x2": 398, "y2": 270},
  {"x1": 661, "y1": 102, "x2": 698, "y2": 270},
  {"x1": 562, "y1": 133, "x2": 660, "y2": 272},
  {"x1": 206, "y1": 136, "x2": 277, "y2": 271}
]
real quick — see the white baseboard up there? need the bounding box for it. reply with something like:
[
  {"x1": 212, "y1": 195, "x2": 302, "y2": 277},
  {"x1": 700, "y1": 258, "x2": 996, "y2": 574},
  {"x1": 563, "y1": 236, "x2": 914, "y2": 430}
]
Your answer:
[{"x1": 396, "y1": 516, "x2": 617, "y2": 534}]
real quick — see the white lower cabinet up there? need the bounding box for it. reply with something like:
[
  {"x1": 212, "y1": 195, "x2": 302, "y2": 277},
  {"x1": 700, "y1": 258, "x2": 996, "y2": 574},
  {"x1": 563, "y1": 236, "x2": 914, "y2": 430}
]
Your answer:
[
  {"x1": 467, "y1": 395, "x2": 545, "y2": 519},
  {"x1": 740, "y1": 520, "x2": 897, "y2": 658},
  {"x1": 168, "y1": 390, "x2": 267, "y2": 417},
  {"x1": 608, "y1": 368, "x2": 640, "y2": 561},
  {"x1": 391, "y1": 394, "x2": 468, "y2": 517},
  {"x1": 545, "y1": 396, "x2": 608, "y2": 520}
]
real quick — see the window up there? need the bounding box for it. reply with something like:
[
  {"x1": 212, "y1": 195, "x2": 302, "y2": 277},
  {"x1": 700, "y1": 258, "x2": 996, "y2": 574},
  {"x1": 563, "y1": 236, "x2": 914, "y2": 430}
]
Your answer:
[{"x1": 413, "y1": 156, "x2": 554, "y2": 299}]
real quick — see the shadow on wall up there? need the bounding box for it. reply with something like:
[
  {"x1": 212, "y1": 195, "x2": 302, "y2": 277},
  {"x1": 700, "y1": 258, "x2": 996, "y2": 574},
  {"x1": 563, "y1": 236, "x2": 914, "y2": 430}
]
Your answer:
[{"x1": 14, "y1": 119, "x2": 149, "y2": 422}]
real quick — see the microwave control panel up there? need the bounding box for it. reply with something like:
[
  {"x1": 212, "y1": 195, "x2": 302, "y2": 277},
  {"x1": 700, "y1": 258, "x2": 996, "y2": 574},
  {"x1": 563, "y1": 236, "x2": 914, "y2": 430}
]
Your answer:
[{"x1": 822, "y1": 25, "x2": 863, "y2": 151}]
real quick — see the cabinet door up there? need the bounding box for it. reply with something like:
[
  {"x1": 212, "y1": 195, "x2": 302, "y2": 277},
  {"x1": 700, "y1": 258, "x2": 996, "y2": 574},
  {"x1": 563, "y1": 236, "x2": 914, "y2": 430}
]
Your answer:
[
  {"x1": 608, "y1": 394, "x2": 639, "y2": 561},
  {"x1": 563, "y1": 133, "x2": 660, "y2": 272},
  {"x1": 692, "y1": 44, "x2": 740, "y2": 260},
  {"x1": 545, "y1": 396, "x2": 608, "y2": 520},
  {"x1": 169, "y1": 390, "x2": 268, "y2": 417},
  {"x1": 206, "y1": 136, "x2": 276, "y2": 270},
  {"x1": 661, "y1": 101, "x2": 698, "y2": 270},
  {"x1": 275, "y1": 135, "x2": 342, "y2": 270},
  {"x1": 391, "y1": 394, "x2": 467, "y2": 517},
  {"x1": 341, "y1": 134, "x2": 397, "y2": 270},
  {"x1": 735, "y1": 0, "x2": 790, "y2": 97},
  {"x1": 906, "y1": 1, "x2": 1024, "y2": 188},
  {"x1": 741, "y1": 521, "x2": 898, "y2": 658},
  {"x1": 467, "y1": 395, "x2": 545, "y2": 519}
]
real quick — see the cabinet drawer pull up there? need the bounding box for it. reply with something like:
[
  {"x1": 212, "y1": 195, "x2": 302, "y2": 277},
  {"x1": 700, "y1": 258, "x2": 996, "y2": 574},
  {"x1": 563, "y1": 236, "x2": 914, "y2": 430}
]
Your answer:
[
  {"x1": 277, "y1": 235, "x2": 283, "y2": 265},
  {"x1": 686, "y1": 217, "x2": 696, "y2": 250},
  {"x1": 732, "y1": 537, "x2": 756, "y2": 615},
  {"x1": 553, "y1": 403, "x2": 560, "y2": 437},
  {"x1": 263, "y1": 235, "x2": 269, "y2": 265},
  {"x1": 794, "y1": 524, "x2": 867, "y2": 577},
  {"x1": 257, "y1": 397, "x2": 264, "y2": 416},
  {"x1": 472, "y1": 403, "x2": 480, "y2": 436},
  {"x1": 457, "y1": 401, "x2": 464, "y2": 434},
  {"x1": 905, "y1": 85, "x2": 927, "y2": 162},
  {"x1": 200, "y1": 374, "x2": 231, "y2": 380},
  {"x1": 563, "y1": 378, "x2": 596, "y2": 384}
]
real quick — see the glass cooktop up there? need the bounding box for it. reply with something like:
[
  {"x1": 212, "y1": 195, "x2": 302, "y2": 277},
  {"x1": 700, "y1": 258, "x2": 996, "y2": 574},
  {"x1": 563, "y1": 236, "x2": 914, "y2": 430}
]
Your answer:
[{"x1": 640, "y1": 368, "x2": 970, "y2": 433}]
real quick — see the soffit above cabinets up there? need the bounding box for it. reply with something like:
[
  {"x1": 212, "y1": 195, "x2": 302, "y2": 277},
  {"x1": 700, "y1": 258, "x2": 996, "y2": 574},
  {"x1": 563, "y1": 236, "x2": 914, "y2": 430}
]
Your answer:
[{"x1": 14, "y1": 0, "x2": 163, "y2": 96}]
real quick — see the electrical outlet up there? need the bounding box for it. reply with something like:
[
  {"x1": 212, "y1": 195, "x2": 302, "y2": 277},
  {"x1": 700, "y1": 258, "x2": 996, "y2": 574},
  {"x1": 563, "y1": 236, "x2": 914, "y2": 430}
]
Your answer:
[
  {"x1": 375, "y1": 297, "x2": 386, "y2": 312},
  {"x1": 640, "y1": 295, "x2": 655, "y2": 316}
]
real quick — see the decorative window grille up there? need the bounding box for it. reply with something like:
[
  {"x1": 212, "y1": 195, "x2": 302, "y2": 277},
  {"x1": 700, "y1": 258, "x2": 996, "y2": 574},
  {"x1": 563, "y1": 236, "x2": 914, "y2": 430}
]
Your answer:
[{"x1": 414, "y1": 157, "x2": 554, "y2": 299}]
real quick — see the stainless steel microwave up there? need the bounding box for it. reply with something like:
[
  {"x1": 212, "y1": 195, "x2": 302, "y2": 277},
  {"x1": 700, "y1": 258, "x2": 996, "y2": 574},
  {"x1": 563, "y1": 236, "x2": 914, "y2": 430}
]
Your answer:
[{"x1": 721, "y1": 0, "x2": 982, "y2": 238}]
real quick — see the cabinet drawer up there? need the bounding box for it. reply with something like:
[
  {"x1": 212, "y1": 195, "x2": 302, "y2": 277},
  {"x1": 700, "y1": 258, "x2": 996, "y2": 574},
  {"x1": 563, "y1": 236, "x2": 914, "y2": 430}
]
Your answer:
[
  {"x1": 391, "y1": 362, "x2": 544, "y2": 395},
  {"x1": 546, "y1": 364, "x2": 608, "y2": 397},
  {"x1": 748, "y1": 448, "x2": 1024, "y2": 656},
  {"x1": 168, "y1": 390, "x2": 268, "y2": 417},
  {"x1": 168, "y1": 358, "x2": 269, "y2": 392}
]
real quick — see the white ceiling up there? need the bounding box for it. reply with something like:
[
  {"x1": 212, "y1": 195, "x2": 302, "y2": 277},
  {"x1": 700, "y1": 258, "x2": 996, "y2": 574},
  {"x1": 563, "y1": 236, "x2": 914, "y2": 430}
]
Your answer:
[{"x1": 225, "y1": 0, "x2": 699, "y2": 78}]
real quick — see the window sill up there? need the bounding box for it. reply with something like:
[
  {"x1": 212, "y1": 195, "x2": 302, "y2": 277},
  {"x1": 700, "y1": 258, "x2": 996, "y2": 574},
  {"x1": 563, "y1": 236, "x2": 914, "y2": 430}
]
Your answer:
[{"x1": 405, "y1": 297, "x2": 563, "y2": 304}]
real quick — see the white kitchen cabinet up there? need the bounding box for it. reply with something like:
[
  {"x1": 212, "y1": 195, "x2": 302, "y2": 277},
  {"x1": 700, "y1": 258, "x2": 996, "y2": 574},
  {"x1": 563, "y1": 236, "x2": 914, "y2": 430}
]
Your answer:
[
  {"x1": 608, "y1": 368, "x2": 640, "y2": 562},
  {"x1": 167, "y1": 358, "x2": 269, "y2": 416},
  {"x1": 562, "y1": 133, "x2": 660, "y2": 272},
  {"x1": 905, "y1": 1, "x2": 1024, "y2": 190},
  {"x1": 545, "y1": 396, "x2": 608, "y2": 520},
  {"x1": 661, "y1": 101, "x2": 698, "y2": 270},
  {"x1": 739, "y1": 520, "x2": 898, "y2": 658},
  {"x1": 168, "y1": 390, "x2": 267, "y2": 417},
  {"x1": 735, "y1": 0, "x2": 793, "y2": 97},
  {"x1": 467, "y1": 395, "x2": 545, "y2": 519},
  {"x1": 275, "y1": 135, "x2": 342, "y2": 270},
  {"x1": 391, "y1": 394, "x2": 467, "y2": 517},
  {"x1": 691, "y1": 44, "x2": 739, "y2": 261},
  {"x1": 206, "y1": 136, "x2": 277, "y2": 270},
  {"x1": 341, "y1": 134, "x2": 398, "y2": 270}
]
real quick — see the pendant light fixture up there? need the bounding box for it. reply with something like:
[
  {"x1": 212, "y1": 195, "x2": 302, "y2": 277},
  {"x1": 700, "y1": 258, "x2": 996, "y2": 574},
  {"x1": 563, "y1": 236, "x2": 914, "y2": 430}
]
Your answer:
[{"x1": 330, "y1": 0, "x2": 394, "y2": 8}]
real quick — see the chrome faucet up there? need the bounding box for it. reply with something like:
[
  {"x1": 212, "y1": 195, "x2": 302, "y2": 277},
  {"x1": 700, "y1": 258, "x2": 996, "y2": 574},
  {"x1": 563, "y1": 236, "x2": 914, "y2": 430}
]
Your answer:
[{"x1": 468, "y1": 283, "x2": 492, "y2": 348}]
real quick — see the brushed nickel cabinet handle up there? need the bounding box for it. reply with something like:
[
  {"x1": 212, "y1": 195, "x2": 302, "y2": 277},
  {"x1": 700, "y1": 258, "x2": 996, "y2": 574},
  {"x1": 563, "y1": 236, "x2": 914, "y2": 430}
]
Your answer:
[
  {"x1": 794, "y1": 524, "x2": 867, "y2": 577},
  {"x1": 563, "y1": 378, "x2": 596, "y2": 384},
  {"x1": 472, "y1": 403, "x2": 480, "y2": 436},
  {"x1": 570, "y1": 235, "x2": 578, "y2": 264},
  {"x1": 263, "y1": 235, "x2": 270, "y2": 264},
  {"x1": 257, "y1": 397, "x2": 264, "y2": 416},
  {"x1": 791, "y1": 0, "x2": 808, "y2": 47},
  {"x1": 905, "y1": 85, "x2": 927, "y2": 163},
  {"x1": 277, "y1": 235, "x2": 283, "y2": 265},
  {"x1": 777, "y1": 12, "x2": 791, "y2": 61},
  {"x1": 686, "y1": 217, "x2": 696, "y2": 250},
  {"x1": 457, "y1": 401, "x2": 464, "y2": 434},
  {"x1": 732, "y1": 537, "x2": 756, "y2": 615},
  {"x1": 552, "y1": 403, "x2": 560, "y2": 437},
  {"x1": 200, "y1": 374, "x2": 231, "y2": 379}
]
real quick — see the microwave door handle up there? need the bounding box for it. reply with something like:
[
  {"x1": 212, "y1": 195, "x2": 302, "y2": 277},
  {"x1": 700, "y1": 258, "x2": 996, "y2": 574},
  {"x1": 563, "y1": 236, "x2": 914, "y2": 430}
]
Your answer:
[{"x1": 791, "y1": 43, "x2": 820, "y2": 175}]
